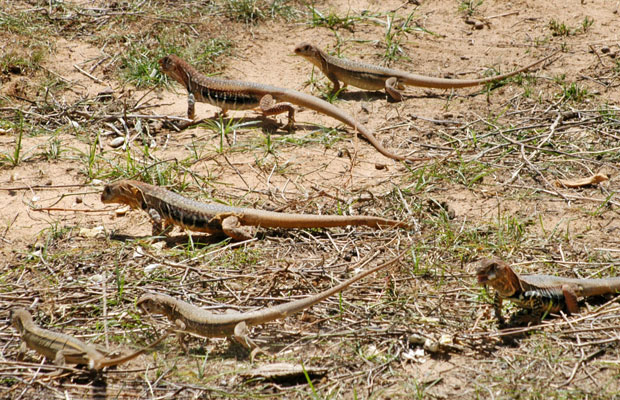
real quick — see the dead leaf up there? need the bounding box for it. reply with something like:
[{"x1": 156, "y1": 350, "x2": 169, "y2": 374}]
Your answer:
[{"x1": 556, "y1": 173, "x2": 609, "y2": 188}]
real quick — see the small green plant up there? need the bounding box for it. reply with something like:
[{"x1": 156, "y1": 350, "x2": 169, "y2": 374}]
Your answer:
[
  {"x1": 202, "y1": 116, "x2": 259, "y2": 153},
  {"x1": 44, "y1": 136, "x2": 64, "y2": 160},
  {"x1": 323, "y1": 86, "x2": 343, "y2": 103},
  {"x1": 119, "y1": 41, "x2": 180, "y2": 87},
  {"x1": 580, "y1": 16, "x2": 594, "y2": 33},
  {"x1": 384, "y1": 13, "x2": 405, "y2": 62},
  {"x1": 0, "y1": 49, "x2": 44, "y2": 74},
  {"x1": 308, "y1": 6, "x2": 359, "y2": 30},
  {"x1": 549, "y1": 19, "x2": 571, "y2": 36},
  {"x1": 115, "y1": 265, "x2": 125, "y2": 302},
  {"x1": 226, "y1": 0, "x2": 264, "y2": 22},
  {"x1": 193, "y1": 38, "x2": 234, "y2": 71},
  {"x1": 458, "y1": 0, "x2": 483, "y2": 15},
  {"x1": 560, "y1": 82, "x2": 590, "y2": 103},
  {"x1": 224, "y1": 0, "x2": 295, "y2": 23},
  {"x1": 1, "y1": 112, "x2": 24, "y2": 167},
  {"x1": 86, "y1": 131, "x2": 100, "y2": 179},
  {"x1": 266, "y1": 0, "x2": 298, "y2": 20},
  {"x1": 382, "y1": 11, "x2": 433, "y2": 62}
]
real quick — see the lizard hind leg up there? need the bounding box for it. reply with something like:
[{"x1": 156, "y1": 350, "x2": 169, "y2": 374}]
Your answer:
[
  {"x1": 48, "y1": 351, "x2": 70, "y2": 377},
  {"x1": 221, "y1": 216, "x2": 256, "y2": 241},
  {"x1": 258, "y1": 94, "x2": 296, "y2": 131},
  {"x1": 233, "y1": 322, "x2": 269, "y2": 362},
  {"x1": 385, "y1": 77, "x2": 405, "y2": 102},
  {"x1": 561, "y1": 285, "x2": 580, "y2": 314}
]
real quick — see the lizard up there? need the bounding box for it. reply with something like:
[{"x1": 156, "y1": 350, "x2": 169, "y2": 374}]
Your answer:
[
  {"x1": 136, "y1": 248, "x2": 406, "y2": 355},
  {"x1": 476, "y1": 258, "x2": 620, "y2": 323},
  {"x1": 294, "y1": 42, "x2": 557, "y2": 102},
  {"x1": 101, "y1": 179, "x2": 410, "y2": 240},
  {"x1": 9, "y1": 308, "x2": 169, "y2": 371},
  {"x1": 158, "y1": 54, "x2": 431, "y2": 162}
]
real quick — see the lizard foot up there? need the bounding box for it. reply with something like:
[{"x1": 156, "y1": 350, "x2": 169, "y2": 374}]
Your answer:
[{"x1": 221, "y1": 216, "x2": 256, "y2": 241}]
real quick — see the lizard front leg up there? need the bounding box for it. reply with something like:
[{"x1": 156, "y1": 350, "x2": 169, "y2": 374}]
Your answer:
[
  {"x1": 148, "y1": 208, "x2": 172, "y2": 236},
  {"x1": 187, "y1": 93, "x2": 196, "y2": 120},
  {"x1": 16, "y1": 342, "x2": 29, "y2": 361},
  {"x1": 221, "y1": 215, "x2": 256, "y2": 241},
  {"x1": 493, "y1": 292, "x2": 505, "y2": 324},
  {"x1": 385, "y1": 77, "x2": 405, "y2": 102},
  {"x1": 325, "y1": 73, "x2": 342, "y2": 96},
  {"x1": 170, "y1": 93, "x2": 199, "y2": 130},
  {"x1": 173, "y1": 319, "x2": 190, "y2": 353},
  {"x1": 258, "y1": 95, "x2": 295, "y2": 131}
]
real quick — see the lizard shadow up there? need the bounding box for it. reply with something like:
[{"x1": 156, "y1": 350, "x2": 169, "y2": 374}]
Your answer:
[
  {"x1": 189, "y1": 341, "x2": 252, "y2": 361},
  {"x1": 64, "y1": 370, "x2": 107, "y2": 399},
  {"x1": 332, "y1": 88, "x2": 491, "y2": 103},
  {"x1": 108, "y1": 232, "x2": 231, "y2": 248},
  {"x1": 492, "y1": 298, "x2": 610, "y2": 346},
  {"x1": 334, "y1": 90, "x2": 389, "y2": 102},
  {"x1": 165, "y1": 116, "x2": 328, "y2": 136}
]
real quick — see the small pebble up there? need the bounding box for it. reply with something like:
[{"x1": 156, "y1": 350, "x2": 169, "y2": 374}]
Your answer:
[{"x1": 110, "y1": 137, "x2": 125, "y2": 148}]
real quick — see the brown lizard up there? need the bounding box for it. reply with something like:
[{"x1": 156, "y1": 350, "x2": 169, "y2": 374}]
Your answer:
[
  {"x1": 476, "y1": 258, "x2": 620, "y2": 323},
  {"x1": 158, "y1": 54, "x2": 430, "y2": 162},
  {"x1": 9, "y1": 308, "x2": 169, "y2": 371},
  {"x1": 137, "y1": 249, "x2": 406, "y2": 354},
  {"x1": 294, "y1": 43, "x2": 556, "y2": 101},
  {"x1": 101, "y1": 180, "x2": 410, "y2": 240}
]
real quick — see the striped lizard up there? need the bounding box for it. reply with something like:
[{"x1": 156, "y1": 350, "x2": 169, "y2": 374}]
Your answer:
[
  {"x1": 101, "y1": 180, "x2": 409, "y2": 240},
  {"x1": 294, "y1": 42, "x2": 556, "y2": 101},
  {"x1": 137, "y1": 249, "x2": 405, "y2": 355},
  {"x1": 10, "y1": 308, "x2": 168, "y2": 372},
  {"x1": 477, "y1": 258, "x2": 620, "y2": 323}
]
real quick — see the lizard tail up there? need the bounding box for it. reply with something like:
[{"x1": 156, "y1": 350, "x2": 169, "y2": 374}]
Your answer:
[
  {"x1": 96, "y1": 330, "x2": 170, "y2": 369},
  {"x1": 243, "y1": 248, "x2": 408, "y2": 326}
]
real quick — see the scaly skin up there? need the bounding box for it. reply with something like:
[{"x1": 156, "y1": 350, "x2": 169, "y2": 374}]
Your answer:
[
  {"x1": 101, "y1": 180, "x2": 410, "y2": 240},
  {"x1": 477, "y1": 258, "x2": 620, "y2": 322},
  {"x1": 158, "y1": 54, "x2": 431, "y2": 162},
  {"x1": 294, "y1": 43, "x2": 557, "y2": 101},
  {"x1": 10, "y1": 308, "x2": 168, "y2": 371},
  {"x1": 137, "y1": 249, "x2": 405, "y2": 353}
]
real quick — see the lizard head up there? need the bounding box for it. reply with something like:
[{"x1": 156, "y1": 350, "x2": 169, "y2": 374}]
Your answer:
[
  {"x1": 293, "y1": 43, "x2": 323, "y2": 65},
  {"x1": 101, "y1": 180, "x2": 144, "y2": 209},
  {"x1": 9, "y1": 308, "x2": 33, "y2": 333},
  {"x1": 136, "y1": 294, "x2": 166, "y2": 315},
  {"x1": 476, "y1": 258, "x2": 521, "y2": 296},
  {"x1": 158, "y1": 55, "x2": 190, "y2": 87},
  {"x1": 476, "y1": 258, "x2": 506, "y2": 284}
]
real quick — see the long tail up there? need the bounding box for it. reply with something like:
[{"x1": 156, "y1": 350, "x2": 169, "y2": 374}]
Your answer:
[
  {"x1": 244, "y1": 248, "x2": 408, "y2": 325},
  {"x1": 275, "y1": 89, "x2": 429, "y2": 162},
  {"x1": 402, "y1": 51, "x2": 558, "y2": 88},
  {"x1": 579, "y1": 277, "x2": 620, "y2": 297},
  {"x1": 98, "y1": 330, "x2": 170, "y2": 368},
  {"x1": 241, "y1": 212, "x2": 410, "y2": 229}
]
